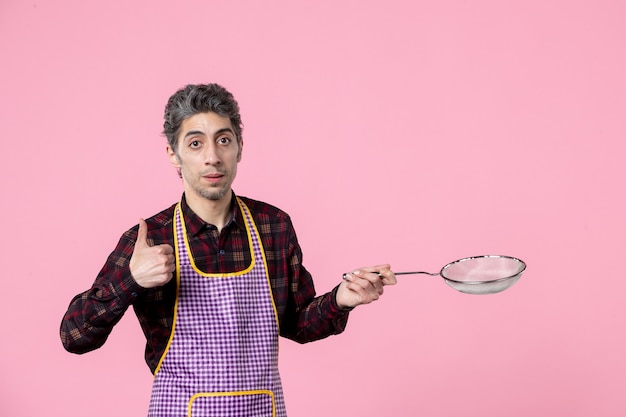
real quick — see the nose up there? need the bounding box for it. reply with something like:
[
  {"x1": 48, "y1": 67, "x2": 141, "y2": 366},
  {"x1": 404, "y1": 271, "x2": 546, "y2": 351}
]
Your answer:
[{"x1": 204, "y1": 143, "x2": 221, "y2": 165}]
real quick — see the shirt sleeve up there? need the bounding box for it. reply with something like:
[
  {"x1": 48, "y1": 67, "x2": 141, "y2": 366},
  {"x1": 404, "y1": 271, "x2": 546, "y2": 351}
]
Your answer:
[
  {"x1": 60, "y1": 230, "x2": 146, "y2": 354},
  {"x1": 279, "y1": 219, "x2": 351, "y2": 343}
]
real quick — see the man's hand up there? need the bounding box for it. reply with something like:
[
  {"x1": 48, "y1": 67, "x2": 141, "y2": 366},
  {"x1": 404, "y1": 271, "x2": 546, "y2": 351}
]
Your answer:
[
  {"x1": 336, "y1": 264, "x2": 397, "y2": 309},
  {"x1": 129, "y1": 219, "x2": 175, "y2": 288}
]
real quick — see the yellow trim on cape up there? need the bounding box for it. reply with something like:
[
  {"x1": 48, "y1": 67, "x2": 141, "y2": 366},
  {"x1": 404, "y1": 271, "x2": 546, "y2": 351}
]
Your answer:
[
  {"x1": 182, "y1": 197, "x2": 255, "y2": 277},
  {"x1": 152, "y1": 197, "x2": 281, "y2": 376},
  {"x1": 152, "y1": 204, "x2": 182, "y2": 376},
  {"x1": 188, "y1": 390, "x2": 276, "y2": 417}
]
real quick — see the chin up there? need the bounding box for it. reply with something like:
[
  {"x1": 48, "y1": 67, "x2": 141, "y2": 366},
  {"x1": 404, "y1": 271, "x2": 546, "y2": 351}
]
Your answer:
[{"x1": 200, "y1": 187, "x2": 230, "y2": 201}]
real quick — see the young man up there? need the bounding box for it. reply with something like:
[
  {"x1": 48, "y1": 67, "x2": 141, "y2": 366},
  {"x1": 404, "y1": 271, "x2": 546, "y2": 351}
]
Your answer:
[{"x1": 61, "y1": 83, "x2": 396, "y2": 416}]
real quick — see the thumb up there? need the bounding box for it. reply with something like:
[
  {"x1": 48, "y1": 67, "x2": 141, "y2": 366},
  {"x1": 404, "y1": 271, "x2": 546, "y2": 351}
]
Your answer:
[{"x1": 135, "y1": 218, "x2": 150, "y2": 248}]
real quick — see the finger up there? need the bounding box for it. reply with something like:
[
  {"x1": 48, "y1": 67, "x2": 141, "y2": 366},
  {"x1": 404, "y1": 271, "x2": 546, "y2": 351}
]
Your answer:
[
  {"x1": 352, "y1": 269, "x2": 385, "y2": 287},
  {"x1": 358, "y1": 264, "x2": 396, "y2": 286},
  {"x1": 166, "y1": 253, "x2": 176, "y2": 271},
  {"x1": 349, "y1": 271, "x2": 384, "y2": 295},
  {"x1": 357, "y1": 264, "x2": 391, "y2": 275},
  {"x1": 343, "y1": 264, "x2": 382, "y2": 278},
  {"x1": 135, "y1": 218, "x2": 150, "y2": 248},
  {"x1": 378, "y1": 269, "x2": 398, "y2": 286},
  {"x1": 154, "y1": 244, "x2": 174, "y2": 255},
  {"x1": 344, "y1": 281, "x2": 382, "y2": 303}
]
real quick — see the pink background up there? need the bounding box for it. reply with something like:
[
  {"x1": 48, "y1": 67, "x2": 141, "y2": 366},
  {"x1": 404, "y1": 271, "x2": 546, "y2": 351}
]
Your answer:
[{"x1": 1, "y1": 1, "x2": 625, "y2": 415}]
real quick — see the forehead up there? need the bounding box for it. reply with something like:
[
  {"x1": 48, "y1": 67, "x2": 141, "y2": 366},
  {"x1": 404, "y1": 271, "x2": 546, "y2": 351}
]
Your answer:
[{"x1": 179, "y1": 112, "x2": 234, "y2": 138}]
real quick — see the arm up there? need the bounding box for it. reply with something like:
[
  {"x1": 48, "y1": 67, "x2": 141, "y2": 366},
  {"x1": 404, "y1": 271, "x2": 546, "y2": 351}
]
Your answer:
[
  {"x1": 279, "y1": 263, "x2": 350, "y2": 343},
  {"x1": 60, "y1": 233, "x2": 144, "y2": 353},
  {"x1": 60, "y1": 219, "x2": 175, "y2": 353},
  {"x1": 278, "y1": 221, "x2": 396, "y2": 343},
  {"x1": 281, "y1": 266, "x2": 397, "y2": 344}
]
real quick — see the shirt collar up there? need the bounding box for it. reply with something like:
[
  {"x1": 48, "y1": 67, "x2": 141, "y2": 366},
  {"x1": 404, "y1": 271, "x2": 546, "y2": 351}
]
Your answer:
[{"x1": 180, "y1": 192, "x2": 245, "y2": 237}]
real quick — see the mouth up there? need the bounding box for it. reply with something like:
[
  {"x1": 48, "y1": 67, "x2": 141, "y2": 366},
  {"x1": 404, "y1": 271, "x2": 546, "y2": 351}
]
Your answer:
[{"x1": 202, "y1": 172, "x2": 224, "y2": 183}]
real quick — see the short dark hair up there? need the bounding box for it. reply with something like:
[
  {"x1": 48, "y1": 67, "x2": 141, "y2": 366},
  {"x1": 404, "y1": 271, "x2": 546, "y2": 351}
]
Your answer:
[{"x1": 163, "y1": 83, "x2": 243, "y2": 152}]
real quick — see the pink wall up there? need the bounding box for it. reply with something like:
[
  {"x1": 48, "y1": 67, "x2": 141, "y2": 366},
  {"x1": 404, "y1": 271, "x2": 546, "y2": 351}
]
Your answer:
[{"x1": 1, "y1": 0, "x2": 625, "y2": 415}]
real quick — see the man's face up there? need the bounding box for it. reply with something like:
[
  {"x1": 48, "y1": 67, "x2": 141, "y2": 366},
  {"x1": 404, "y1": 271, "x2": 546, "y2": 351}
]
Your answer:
[{"x1": 168, "y1": 112, "x2": 242, "y2": 202}]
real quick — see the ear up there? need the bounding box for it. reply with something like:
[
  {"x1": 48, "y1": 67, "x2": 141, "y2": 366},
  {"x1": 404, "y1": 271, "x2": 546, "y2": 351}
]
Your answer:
[
  {"x1": 237, "y1": 139, "x2": 244, "y2": 162},
  {"x1": 167, "y1": 145, "x2": 181, "y2": 169}
]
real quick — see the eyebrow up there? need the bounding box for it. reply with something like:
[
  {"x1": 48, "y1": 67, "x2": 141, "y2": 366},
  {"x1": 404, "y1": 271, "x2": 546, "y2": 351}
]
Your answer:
[{"x1": 183, "y1": 127, "x2": 235, "y2": 140}]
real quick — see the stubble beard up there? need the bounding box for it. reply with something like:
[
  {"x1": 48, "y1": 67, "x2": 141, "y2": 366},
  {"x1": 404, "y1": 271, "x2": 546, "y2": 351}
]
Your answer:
[
  {"x1": 180, "y1": 160, "x2": 237, "y2": 202},
  {"x1": 198, "y1": 185, "x2": 230, "y2": 201},
  {"x1": 194, "y1": 170, "x2": 232, "y2": 201}
]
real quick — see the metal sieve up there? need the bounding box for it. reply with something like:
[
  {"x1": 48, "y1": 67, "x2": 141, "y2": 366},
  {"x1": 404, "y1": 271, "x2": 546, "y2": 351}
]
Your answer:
[{"x1": 393, "y1": 255, "x2": 526, "y2": 294}]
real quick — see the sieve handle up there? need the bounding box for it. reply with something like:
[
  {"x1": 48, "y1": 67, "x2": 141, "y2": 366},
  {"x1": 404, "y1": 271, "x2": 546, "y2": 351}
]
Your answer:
[
  {"x1": 393, "y1": 271, "x2": 440, "y2": 276},
  {"x1": 342, "y1": 270, "x2": 439, "y2": 279}
]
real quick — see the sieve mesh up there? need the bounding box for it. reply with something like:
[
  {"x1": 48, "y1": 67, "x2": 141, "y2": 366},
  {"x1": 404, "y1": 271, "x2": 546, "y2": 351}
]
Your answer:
[{"x1": 441, "y1": 256, "x2": 524, "y2": 283}]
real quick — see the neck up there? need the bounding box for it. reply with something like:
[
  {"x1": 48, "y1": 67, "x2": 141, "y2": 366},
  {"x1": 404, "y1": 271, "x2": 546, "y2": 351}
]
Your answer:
[{"x1": 184, "y1": 190, "x2": 233, "y2": 232}]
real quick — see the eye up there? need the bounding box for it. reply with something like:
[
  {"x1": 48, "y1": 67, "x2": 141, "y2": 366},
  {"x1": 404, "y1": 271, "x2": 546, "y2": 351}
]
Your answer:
[
  {"x1": 189, "y1": 140, "x2": 201, "y2": 148},
  {"x1": 217, "y1": 136, "x2": 232, "y2": 145}
]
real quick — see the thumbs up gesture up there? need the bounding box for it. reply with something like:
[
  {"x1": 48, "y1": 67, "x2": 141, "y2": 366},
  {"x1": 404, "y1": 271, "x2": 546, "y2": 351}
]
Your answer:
[{"x1": 129, "y1": 219, "x2": 176, "y2": 288}]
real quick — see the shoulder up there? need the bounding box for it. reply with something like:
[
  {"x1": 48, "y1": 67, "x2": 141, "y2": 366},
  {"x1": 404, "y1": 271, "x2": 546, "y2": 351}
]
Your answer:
[
  {"x1": 237, "y1": 196, "x2": 290, "y2": 219},
  {"x1": 236, "y1": 196, "x2": 293, "y2": 229},
  {"x1": 145, "y1": 203, "x2": 178, "y2": 230},
  {"x1": 236, "y1": 196, "x2": 300, "y2": 250},
  {"x1": 120, "y1": 202, "x2": 178, "y2": 245}
]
